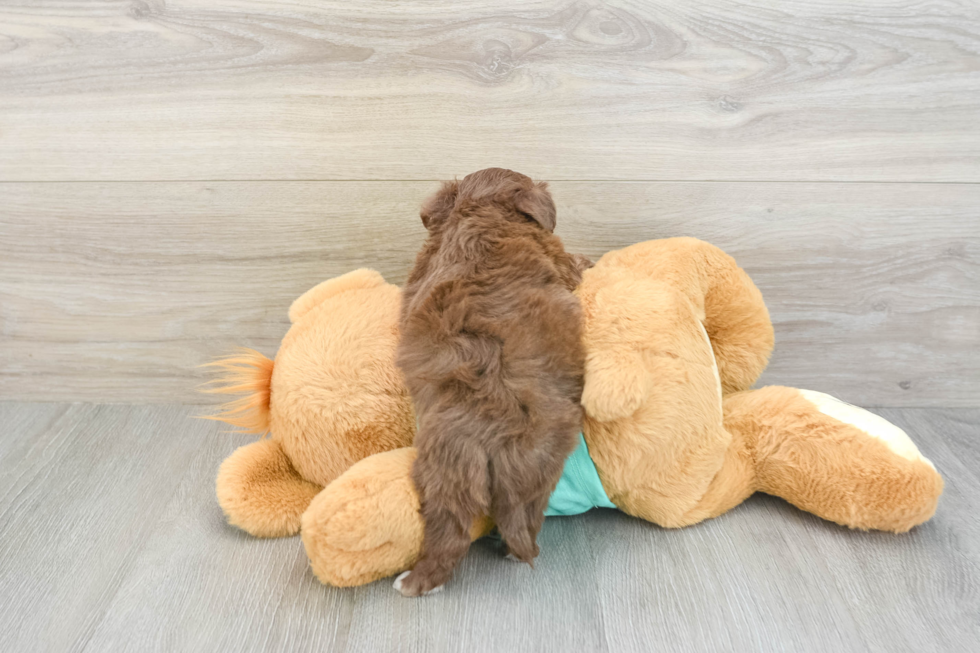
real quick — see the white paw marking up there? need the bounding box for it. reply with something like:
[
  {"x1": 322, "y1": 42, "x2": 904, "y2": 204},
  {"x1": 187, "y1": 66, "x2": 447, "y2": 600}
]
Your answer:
[
  {"x1": 504, "y1": 553, "x2": 521, "y2": 563},
  {"x1": 392, "y1": 571, "x2": 410, "y2": 593},
  {"x1": 392, "y1": 570, "x2": 445, "y2": 597},
  {"x1": 798, "y1": 390, "x2": 935, "y2": 470}
]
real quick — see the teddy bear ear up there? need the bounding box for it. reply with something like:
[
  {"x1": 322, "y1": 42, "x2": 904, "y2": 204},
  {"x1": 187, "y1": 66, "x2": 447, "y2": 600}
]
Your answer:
[
  {"x1": 515, "y1": 182, "x2": 556, "y2": 232},
  {"x1": 288, "y1": 269, "x2": 386, "y2": 323},
  {"x1": 420, "y1": 180, "x2": 459, "y2": 230}
]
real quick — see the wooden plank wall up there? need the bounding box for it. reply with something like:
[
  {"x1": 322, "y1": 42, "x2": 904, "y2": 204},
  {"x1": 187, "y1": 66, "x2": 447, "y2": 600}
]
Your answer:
[
  {"x1": 2, "y1": 0, "x2": 979, "y2": 182},
  {"x1": 3, "y1": 182, "x2": 977, "y2": 405},
  {"x1": 1, "y1": 1, "x2": 978, "y2": 405}
]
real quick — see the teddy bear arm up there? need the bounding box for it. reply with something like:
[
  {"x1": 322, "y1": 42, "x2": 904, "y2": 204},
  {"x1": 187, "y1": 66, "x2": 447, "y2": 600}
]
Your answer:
[
  {"x1": 216, "y1": 437, "x2": 323, "y2": 538},
  {"x1": 579, "y1": 278, "x2": 679, "y2": 422},
  {"x1": 581, "y1": 349, "x2": 654, "y2": 423},
  {"x1": 655, "y1": 238, "x2": 774, "y2": 393},
  {"x1": 594, "y1": 238, "x2": 774, "y2": 393},
  {"x1": 701, "y1": 261, "x2": 774, "y2": 394}
]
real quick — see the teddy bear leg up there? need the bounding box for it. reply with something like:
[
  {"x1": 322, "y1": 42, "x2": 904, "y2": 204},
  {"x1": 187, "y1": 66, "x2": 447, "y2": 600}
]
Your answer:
[
  {"x1": 216, "y1": 438, "x2": 322, "y2": 538},
  {"x1": 665, "y1": 428, "x2": 758, "y2": 527},
  {"x1": 722, "y1": 386, "x2": 944, "y2": 533},
  {"x1": 301, "y1": 447, "x2": 494, "y2": 588}
]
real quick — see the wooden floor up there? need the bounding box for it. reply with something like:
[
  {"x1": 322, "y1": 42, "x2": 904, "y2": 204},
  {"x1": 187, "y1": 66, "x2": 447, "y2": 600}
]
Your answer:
[
  {"x1": 0, "y1": 402, "x2": 977, "y2": 653},
  {"x1": 2, "y1": 1, "x2": 980, "y2": 651}
]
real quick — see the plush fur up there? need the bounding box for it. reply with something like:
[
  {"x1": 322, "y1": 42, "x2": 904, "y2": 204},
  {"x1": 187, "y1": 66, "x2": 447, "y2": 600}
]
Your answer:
[
  {"x1": 210, "y1": 269, "x2": 416, "y2": 505},
  {"x1": 395, "y1": 169, "x2": 587, "y2": 596},
  {"x1": 216, "y1": 437, "x2": 321, "y2": 537},
  {"x1": 208, "y1": 238, "x2": 944, "y2": 589},
  {"x1": 576, "y1": 238, "x2": 774, "y2": 526}
]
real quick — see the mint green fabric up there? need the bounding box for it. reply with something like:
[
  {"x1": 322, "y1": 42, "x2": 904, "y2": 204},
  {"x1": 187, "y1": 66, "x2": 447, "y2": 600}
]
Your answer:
[
  {"x1": 545, "y1": 433, "x2": 617, "y2": 516},
  {"x1": 414, "y1": 417, "x2": 616, "y2": 518}
]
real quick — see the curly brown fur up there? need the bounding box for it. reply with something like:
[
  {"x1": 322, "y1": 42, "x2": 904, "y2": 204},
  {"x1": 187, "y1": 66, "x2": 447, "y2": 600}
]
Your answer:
[{"x1": 394, "y1": 168, "x2": 588, "y2": 596}]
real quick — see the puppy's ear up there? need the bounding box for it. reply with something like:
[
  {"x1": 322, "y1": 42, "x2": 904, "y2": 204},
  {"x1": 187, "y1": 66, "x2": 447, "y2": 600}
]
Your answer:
[
  {"x1": 515, "y1": 182, "x2": 556, "y2": 232},
  {"x1": 420, "y1": 180, "x2": 459, "y2": 230}
]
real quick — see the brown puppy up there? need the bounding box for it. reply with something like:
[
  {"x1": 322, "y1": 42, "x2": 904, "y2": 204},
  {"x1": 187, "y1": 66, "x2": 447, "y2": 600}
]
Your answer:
[{"x1": 393, "y1": 168, "x2": 588, "y2": 597}]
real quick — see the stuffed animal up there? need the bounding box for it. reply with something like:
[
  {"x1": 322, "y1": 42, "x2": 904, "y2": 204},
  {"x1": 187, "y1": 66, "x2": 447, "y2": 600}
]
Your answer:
[{"x1": 207, "y1": 238, "x2": 943, "y2": 589}]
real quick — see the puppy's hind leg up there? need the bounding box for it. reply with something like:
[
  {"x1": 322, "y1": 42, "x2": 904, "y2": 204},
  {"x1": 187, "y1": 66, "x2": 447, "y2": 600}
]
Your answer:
[
  {"x1": 493, "y1": 421, "x2": 577, "y2": 565},
  {"x1": 496, "y1": 492, "x2": 550, "y2": 565},
  {"x1": 492, "y1": 468, "x2": 551, "y2": 567},
  {"x1": 394, "y1": 440, "x2": 490, "y2": 597},
  {"x1": 394, "y1": 501, "x2": 472, "y2": 597}
]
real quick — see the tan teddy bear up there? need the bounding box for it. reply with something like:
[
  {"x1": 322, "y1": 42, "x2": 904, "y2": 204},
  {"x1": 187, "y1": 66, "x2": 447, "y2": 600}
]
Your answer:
[{"x1": 208, "y1": 238, "x2": 943, "y2": 588}]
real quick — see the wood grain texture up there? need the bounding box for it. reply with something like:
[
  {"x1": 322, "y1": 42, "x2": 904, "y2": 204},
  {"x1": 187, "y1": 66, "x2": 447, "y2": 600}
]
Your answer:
[
  {"x1": 1, "y1": 0, "x2": 979, "y2": 181},
  {"x1": 0, "y1": 403, "x2": 976, "y2": 652},
  {"x1": 590, "y1": 407, "x2": 980, "y2": 652},
  {"x1": 2, "y1": 181, "x2": 977, "y2": 405},
  {"x1": 2, "y1": 0, "x2": 977, "y2": 648},
  {"x1": 0, "y1": 403, "x2": 212, "y2": 652}
]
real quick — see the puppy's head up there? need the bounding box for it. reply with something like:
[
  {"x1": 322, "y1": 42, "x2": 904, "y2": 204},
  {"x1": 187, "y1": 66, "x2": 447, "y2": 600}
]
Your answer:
[{"x1": 419, "y1": 168, "x2": 556, "y2": 232}]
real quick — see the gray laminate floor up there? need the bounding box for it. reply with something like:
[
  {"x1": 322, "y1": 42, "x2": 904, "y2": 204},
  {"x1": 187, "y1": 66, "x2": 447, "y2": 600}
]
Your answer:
[{"x1": 0, "y1": 402, "x2": 977, "y2": 653}]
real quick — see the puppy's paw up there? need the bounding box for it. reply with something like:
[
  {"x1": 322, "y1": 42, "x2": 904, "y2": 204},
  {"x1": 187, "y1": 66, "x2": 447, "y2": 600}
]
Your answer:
[
  {"x1": 501, "y1": 542, "x2": 537, "y2": 567},
  {"x1": 392, "y1": 571, "x2": 412, "y2": 594},
  {"x1": 393, "y1": 570, "x2": 445, "y2": 597}
]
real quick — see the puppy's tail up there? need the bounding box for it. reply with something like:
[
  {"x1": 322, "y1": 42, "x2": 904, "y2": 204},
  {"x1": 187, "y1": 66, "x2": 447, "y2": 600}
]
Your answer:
[{"x1": 199, "y1": 348, "x2": 274, "y2": 435}]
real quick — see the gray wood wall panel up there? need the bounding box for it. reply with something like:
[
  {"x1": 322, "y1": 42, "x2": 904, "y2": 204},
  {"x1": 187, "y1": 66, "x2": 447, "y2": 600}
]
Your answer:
[
  {"x1": 0, "y1": 1, "x2": 978, "y2": 181},
  {"x1": 2, "y1": 182, "x2": 977, "y2": 406}
]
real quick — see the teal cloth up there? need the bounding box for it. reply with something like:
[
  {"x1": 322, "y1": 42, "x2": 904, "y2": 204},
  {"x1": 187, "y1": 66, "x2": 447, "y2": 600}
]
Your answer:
[
  {"x1": 414, "y1": 416, "x2": 616, "y2": 518},
  {"x1": 545, "y1": 433, "x2": 617, "y2": 516}
]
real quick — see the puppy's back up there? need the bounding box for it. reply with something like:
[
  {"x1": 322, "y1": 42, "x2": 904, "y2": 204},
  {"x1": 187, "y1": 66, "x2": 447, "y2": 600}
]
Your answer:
[{"x1": 394, "y1": 168, "x2": 586, "y2": 597}]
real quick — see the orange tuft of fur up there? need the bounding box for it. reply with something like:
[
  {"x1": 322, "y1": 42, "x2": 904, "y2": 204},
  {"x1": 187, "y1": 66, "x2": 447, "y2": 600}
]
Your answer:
[{"x1": 200, "y1": 348, "x2": 275, "y2": 434}]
